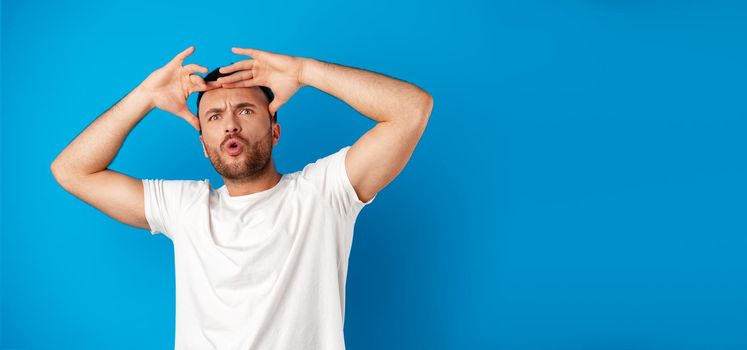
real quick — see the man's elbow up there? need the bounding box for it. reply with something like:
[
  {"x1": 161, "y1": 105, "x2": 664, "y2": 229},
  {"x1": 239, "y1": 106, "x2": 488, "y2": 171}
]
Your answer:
[
  {"x1": 50, "y1": 161, "x2": 63, "y2": 182},
  {"x1": 50, "y1": 161, "x2": 78, "y2": 191},
  {"x1": 419, "y1": 92, "x2": 434, "y2": 120},
  {"x1": 51, "y1": 162, "x2": 69, "y2": 189},
  {"x1": 410, "y1": 92, "x2": 433, "y2": 129}
]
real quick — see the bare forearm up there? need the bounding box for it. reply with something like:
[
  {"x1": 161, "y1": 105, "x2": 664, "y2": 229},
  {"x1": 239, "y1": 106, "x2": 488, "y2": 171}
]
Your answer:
[
  {"x1": 299, "y1": 58, "x2": 433, "y2": 124},
  {"x1": 51, "y1": 84, "x2": 154, "y2": 179}
]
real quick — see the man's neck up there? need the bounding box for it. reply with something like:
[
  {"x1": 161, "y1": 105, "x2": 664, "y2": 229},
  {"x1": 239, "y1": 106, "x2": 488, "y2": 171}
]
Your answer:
[{"x1": 223, "y1": 162, "x2": 283, "y2": 197}]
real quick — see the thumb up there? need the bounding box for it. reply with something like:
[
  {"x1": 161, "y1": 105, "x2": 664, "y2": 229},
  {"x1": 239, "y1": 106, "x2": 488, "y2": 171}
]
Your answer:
[
  {"x1": 269, "y1": 99, "x2": 285, "y2": 116},
  {"x1": 175, "y1": 108, "x2": 201, "y2": 132}
]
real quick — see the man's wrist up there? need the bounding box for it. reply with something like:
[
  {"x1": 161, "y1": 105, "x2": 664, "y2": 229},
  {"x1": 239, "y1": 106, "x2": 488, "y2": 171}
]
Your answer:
[
  {"x1": 132, "y1": 83, "x2": 156, "y2": 111},
  {"x1": 298, "y1": 57, "x2": 322, "y2": 87}
]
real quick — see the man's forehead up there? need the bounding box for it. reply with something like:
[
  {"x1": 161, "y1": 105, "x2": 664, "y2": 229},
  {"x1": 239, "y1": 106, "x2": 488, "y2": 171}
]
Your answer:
[{"x1": 199, "y1": 87, "x2": 266, "y2": 112}]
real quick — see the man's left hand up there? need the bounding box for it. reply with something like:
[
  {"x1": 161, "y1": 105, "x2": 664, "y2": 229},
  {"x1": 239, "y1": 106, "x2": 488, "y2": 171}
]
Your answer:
[{"x1": 217, "y1": 47, "x2": 306, "y2": 116}]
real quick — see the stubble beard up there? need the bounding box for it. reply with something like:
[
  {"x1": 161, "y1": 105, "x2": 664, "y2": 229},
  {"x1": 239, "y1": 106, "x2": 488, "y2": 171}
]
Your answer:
[{"x1": 207, "y1": 127, "x2": 273, "y2": 181}]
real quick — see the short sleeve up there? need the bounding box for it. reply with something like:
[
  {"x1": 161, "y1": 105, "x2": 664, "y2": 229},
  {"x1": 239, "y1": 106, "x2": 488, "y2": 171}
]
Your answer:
[
  {"x1": 300, "y1": 146, "x2": 376, "y2": 218},
  {"x1": 142, "y1": 179, "x2": 208, "y2": 239}
]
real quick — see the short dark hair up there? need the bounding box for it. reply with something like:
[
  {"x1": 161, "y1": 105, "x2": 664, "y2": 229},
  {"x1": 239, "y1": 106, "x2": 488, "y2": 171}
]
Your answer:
[{"x1": 196, "y1": 66, "x2": 277, "y2": 133}]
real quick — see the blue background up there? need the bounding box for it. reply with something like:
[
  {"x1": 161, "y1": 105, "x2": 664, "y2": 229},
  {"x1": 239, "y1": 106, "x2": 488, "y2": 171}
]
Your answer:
[{"x1": 3, "y1": 0, "x2": 747, "y2": 349}]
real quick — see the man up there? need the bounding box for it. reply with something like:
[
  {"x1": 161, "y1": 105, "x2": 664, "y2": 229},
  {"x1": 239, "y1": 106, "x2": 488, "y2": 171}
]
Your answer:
[{"x1": 50, "y1": 45, "x2": 433, "y2": 349}]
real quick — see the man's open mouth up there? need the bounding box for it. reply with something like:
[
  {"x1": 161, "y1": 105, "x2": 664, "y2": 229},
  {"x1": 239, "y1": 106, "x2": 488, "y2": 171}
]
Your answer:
[{"x1": 224, "y1": 139, "x2": 244, "y2": 156}]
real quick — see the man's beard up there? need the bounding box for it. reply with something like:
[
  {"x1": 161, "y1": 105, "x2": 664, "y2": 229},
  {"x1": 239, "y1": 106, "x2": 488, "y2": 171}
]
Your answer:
[{"x1": 207, "y1": 127, "x2": 273, "y2": 181}]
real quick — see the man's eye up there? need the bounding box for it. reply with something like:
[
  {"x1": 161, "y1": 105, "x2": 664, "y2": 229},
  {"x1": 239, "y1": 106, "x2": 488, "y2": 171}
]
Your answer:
[
  {"x1": 240, "y1": 108, "x2": 253, "y2": 115},
  {"x1": 208, "y1": 115, "x2": 219, "y2": 121}
]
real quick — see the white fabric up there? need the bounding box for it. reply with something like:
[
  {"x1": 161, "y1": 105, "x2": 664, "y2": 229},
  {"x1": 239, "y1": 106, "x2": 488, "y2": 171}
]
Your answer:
[{"x1": 142, "y1": 145, "x2": 375, "y2": 350}]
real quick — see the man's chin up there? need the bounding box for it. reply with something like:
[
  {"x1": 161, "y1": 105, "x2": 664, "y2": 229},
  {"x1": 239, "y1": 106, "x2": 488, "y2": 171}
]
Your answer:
[
  {"x1": 218, "y1": 149, "x2": 246, "y2": 160},
  {"x1": 217, "y1": 166, "x2": 251, "y2": 180}
]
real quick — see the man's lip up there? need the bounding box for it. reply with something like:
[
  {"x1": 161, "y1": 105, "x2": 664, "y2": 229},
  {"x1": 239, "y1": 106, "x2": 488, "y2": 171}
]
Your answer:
[{"x1": 223, "y1": 137, "x2": 244, "y2": 155}]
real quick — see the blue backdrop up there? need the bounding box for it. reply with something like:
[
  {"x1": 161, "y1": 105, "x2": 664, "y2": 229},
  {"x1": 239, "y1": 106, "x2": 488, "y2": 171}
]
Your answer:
[{"x1": 3, "y1": 0, "x2": 747, "y2": 349}]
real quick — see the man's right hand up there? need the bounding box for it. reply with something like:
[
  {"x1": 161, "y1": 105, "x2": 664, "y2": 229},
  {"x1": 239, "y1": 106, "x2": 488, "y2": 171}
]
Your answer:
[{"x1": 138, "y1": 46, "x2": 220, "y2": 132}]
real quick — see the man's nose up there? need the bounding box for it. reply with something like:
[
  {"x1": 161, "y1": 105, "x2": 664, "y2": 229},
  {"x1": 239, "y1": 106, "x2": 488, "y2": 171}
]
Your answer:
[{"x1": 224, "y1": 117, "x2": 241, "y2": 134}]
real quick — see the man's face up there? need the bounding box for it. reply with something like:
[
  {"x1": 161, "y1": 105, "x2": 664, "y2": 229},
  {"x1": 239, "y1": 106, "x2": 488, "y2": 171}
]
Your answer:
[{"x1": 198, "y1": 87, "x2": 280, "y2": 181}]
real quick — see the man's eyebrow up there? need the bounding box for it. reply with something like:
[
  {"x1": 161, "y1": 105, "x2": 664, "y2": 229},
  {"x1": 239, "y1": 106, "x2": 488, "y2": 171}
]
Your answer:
[
  {"x1": 202, "y1": 102, "x2": 258, "y2": 117},
  {"x1": 233, "y1": 102, "x2": 257, "y2": 110}
]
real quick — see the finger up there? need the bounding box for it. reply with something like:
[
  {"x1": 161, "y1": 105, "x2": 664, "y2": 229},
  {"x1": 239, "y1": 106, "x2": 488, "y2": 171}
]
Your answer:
[
  {"x1": 205, "y1": 81, "x2": 222, "y2": 90},
  {"x1": 219, "y1": 60, "x2": 253, "y2": 74},
  {"x1": 188, "y1": 75, "x2": 208, "y2": 92},
  {"x1": 170, "y1": 46, "x2": 195, "y2": 65},
  {"x1": 220, "y1": 79, "x2": 260, "y2": 89},
  {"x1": 189, "y1": 75, "x2": 222, "y2": 93},
  {"x1": 232, "y1": 47, "x2": 264, "y2": 58},
  {"x1": 217, "y1": 70, "x2": 253, "y2": 84},
  {"x1": 184, "y1": 64, "x2": 208, "y2": 74}
]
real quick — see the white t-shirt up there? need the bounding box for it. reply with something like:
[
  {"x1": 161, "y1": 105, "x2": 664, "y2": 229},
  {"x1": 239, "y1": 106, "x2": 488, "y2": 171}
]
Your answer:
[{"x1": 142, "y1": 145, "x2": 375, "y2": 350}]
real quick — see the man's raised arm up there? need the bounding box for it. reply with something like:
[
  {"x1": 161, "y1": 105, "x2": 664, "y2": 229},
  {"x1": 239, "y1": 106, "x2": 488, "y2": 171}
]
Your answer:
[
  {"x1": 50, "y1": 46, "x2": 217, "y2": 231},
  {"x1": 216, "y1": 47, "x2": 433, "y2": 203},
  {"x1": 299, "y1": 58, "x2": 433, "y2": 202}
]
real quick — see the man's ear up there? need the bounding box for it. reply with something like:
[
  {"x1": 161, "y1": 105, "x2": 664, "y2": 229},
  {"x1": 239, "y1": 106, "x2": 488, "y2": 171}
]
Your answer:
[
  {"x1": 272, "y1": 122, "x2": 281, "y2": 147},
  {"x1": 199, "y1": 135, "x2": 208, "y2": 158}
]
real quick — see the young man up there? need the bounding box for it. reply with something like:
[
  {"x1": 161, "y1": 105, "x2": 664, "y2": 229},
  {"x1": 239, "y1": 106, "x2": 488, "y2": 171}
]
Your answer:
[{"x1": 50, "y1": 46, "x2": 433, "y2": 349}]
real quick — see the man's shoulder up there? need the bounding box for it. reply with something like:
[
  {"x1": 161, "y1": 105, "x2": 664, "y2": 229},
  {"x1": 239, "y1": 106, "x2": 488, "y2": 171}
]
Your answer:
[
  {"x1": 299, "y1": 146, "x2": 351, "y2": 175},
  {"x1": 142, "y1": 178, "x2": 212, "y2": 194},
  {"x1": 142, "y1": 178, "x2": 210, "y2": 184}
]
